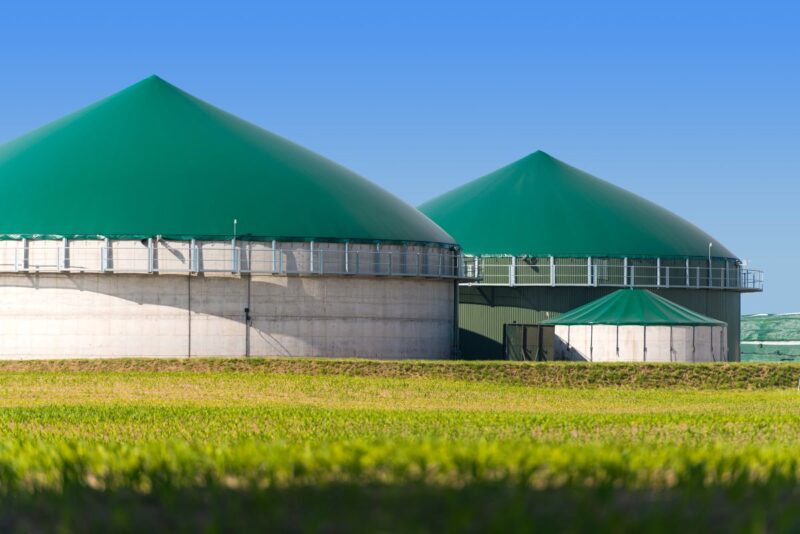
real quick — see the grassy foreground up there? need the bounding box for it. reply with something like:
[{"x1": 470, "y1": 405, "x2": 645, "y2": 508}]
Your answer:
[{"x1": 0, "y1": 359, "x2": 798, "y2": 532}]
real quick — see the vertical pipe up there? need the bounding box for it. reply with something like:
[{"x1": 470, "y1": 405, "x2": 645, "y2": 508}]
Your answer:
[
  {"x1": 310, "y1": 241, "x2": 315, "y2": 273},
  {"x1": 685, "y1": 258, "x2": 690, "y2": 287},
  {"x1": 657, "y1": 257, "x2": 661, "y2": 287},
  {"x1": 147, "y1": 238, "x2": 154, "y2": 274},
  {"x1": 272, "y1": 240, "x2": 277, "y2": 273},
  {"x1": 589, "y1": 324, "x2": 593, "y2": 362},
  {"x1": 550, "y1": 255, "x2": 555, "y2": 286},
  {"x1": 616, "y1": 325, "x2": 619, "y2": 359},
  {"x1": 345, "y1": 242, "x2": 350, "y2": 274},
  {"x1": 623, "y1": 257, "x2": 628, "y2": 286},
  {"x1": 230, "y1": 237, "x2": 237, "y2": 273},
  {"x1": 509, "y1": 256, "x2": 516, "y2": 286}
]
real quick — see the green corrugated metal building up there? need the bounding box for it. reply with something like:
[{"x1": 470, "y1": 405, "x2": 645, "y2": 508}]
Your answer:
[{"x1": 419, "y1": 150, "x2": 763, "y2": 360}]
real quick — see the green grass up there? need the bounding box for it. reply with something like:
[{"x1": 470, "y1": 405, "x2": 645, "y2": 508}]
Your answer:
[{"x1": 0, "y1": 359, "x2": 798, "y2": 532}]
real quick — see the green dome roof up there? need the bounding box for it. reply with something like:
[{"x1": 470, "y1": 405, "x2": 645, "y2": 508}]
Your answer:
[
  {"x1": 540, "y1": 289, "x2": 725, "y2": 326},
  {"x1": 419, "y1": 151, "x2": 735, "y2": 259},
  {"x1": 0, "y1": 76, "x2": 455, "y2": 246}
]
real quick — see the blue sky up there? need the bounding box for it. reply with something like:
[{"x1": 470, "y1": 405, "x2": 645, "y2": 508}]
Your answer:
[{"x1": 0, "y1": 0, "x2": 797, "y2": 313}]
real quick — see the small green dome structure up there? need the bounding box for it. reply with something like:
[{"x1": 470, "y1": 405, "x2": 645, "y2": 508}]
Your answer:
[
  {"x1": 420, "y1": 151, "x2": 762, "y2": 360},
  {"x1": 540, "y1": 289, "x2": 726, "y2": 327},
  {"x1": 540, "y1": 289, "x2": 728, "y2": 362}
]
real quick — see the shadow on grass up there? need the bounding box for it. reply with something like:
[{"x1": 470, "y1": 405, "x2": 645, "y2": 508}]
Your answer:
[{"x1": 2, "y1": 483, "x2": 799, "y2": 533}]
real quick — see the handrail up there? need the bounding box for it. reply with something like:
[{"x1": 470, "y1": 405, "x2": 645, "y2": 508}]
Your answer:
[
  {"x1": 0, "y1": 242, "x2": 471, "y2": 280},
  {"x1": 462, "y1": 256, "x2": 763, "y2": 291}
]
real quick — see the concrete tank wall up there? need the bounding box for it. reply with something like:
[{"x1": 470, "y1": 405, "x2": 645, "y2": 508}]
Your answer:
[
  {"x1": 0, "y1": 273, "x2": 455, "y2": 359},
  {"x1": 552, "y1": 324, "x2": 728, "y2": 362}
]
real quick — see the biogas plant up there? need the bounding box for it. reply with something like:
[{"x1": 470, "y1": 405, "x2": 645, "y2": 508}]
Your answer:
[
  {"x1": 0, "y1": 77, "x2": 762, "y2": 361},
  {"x1": 0, "y1": 77, "x2": 463, "y2": 359},
  {"x1": 420, "y1": 151, "x2": 763, "y2": 361}
]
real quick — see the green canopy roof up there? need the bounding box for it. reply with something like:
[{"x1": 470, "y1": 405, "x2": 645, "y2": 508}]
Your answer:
[
  {"x1": 0, "y1": 76, "x2": 455, "y2": 246},
  {"x1": 419, "y1": 151, "x2": 736, "y2": 259},
  {"x1": 540, "y1": 289, "x2": 726, "y2": 326}
]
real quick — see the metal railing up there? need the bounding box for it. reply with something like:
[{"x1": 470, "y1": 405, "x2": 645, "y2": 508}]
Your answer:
[
  {"x1": 462, "y1": 256, "x2": 763, "y2": 291},
  {"x1": 0, "y1": 241, "x2": 468, "y2": 279}
]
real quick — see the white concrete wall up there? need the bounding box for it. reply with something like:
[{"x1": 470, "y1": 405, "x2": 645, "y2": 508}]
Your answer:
[
  {"x1": 0, "y1": 273, "x2": 455, "y2": 359},
  {"x1": 552, "y1": 324, "x2": 728, "y2": 362}
]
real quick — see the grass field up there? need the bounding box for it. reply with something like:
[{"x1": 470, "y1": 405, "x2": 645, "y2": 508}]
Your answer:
[{"x1": 0, "y1": 359, "x2": 799, "y2": 532}]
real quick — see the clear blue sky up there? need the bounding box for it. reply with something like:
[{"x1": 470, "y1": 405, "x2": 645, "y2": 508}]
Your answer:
[{"x1": 0, "y1": 0, "x2": 797, "y2": 313}]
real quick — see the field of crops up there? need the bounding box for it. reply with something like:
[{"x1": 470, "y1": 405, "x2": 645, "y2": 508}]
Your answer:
[{"x1": 0, "y1": 359, "x2": 798, "y2": 532}]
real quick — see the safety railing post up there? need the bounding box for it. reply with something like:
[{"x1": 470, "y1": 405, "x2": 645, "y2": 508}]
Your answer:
[
  {"x1": 587, "y1": 257, "x2": 592, "y2": 286},
  {"x1": 623, "y1": 257, "x2": 628, "y2": 286},
  {"x1": 60, "y1": 238, "x2": 68, "y2": 271},
  {"x1": 685, "y1": 258, "x2": 690, "y2": 287},
  {"x1": 656, "y1": 258, "x2": 661, "y2": 287}
]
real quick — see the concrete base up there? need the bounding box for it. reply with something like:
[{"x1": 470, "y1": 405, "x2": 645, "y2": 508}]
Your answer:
[
  {"x1": 0, "y1": 273, "x2": 455, "y2": 359},
  {"x1": 552, "y1": 324, "x2": 728, "y2": 362}
]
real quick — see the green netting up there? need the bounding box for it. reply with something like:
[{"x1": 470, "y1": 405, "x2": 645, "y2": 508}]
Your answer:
[
  {"x1": 740, "y1": 314, "x2": 800, "y2": 362},
  {"x1": 741, "y1": 314, "x2": 800, "y2": 341},
  {"x1": 540, "y1": 289, "x2": 725, "y2": 326}
]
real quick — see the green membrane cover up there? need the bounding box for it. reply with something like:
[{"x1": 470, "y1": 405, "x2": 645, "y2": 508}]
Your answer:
[
  {"x1": 420, "y1": 150, "x2": 736, "y2": 259},
  {"x1": 540, "y1": 289, "x2": 726, "y2": 326},
  {"x1": 0, "y1": 76, "x2": 455, "y2": 246}
]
